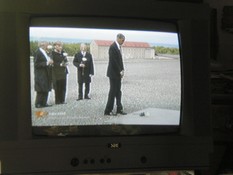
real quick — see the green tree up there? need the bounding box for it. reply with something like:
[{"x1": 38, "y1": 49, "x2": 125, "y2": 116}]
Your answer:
[
  {"x1": 30, "y1": 41, "x2": 38, "y2": 56},
  {"x1": 154, "y1": 46, "x2": 179, "y2": 55},
  {"x1": 30, "y1": 41, "x2": 90, "y2": 57}
]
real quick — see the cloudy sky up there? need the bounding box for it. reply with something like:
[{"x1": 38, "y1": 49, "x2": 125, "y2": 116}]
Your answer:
[{"x1": 30, "y1": 27, "x2": 179, "y2": 46}]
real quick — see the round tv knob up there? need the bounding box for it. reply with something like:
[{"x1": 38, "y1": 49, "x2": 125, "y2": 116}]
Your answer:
[
  {"x1": 70, "y1": 157, "x2": 79, "y2": 167},
  {"x1": 140, "y1": 156, "x2": 147, "y2": 163}
]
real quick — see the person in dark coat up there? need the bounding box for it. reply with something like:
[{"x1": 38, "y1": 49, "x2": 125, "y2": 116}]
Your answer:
[
  {"x1": 51, "y1": 41, "x2": 69, "y2": 104},
  {"x1": 104, "y1": 33, "x2": 127, "y2": 115},
  {"x1": 73, "y1": 43, "x2": 94, "y2": 100},
  {"x1": 34, "y1": 41, "x2": 53, "y2": 108}
]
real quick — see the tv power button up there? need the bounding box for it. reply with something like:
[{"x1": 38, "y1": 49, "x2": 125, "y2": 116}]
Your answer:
[
  {"x1": 70, "y1": 157, "x2": 79, "y2": 167},
  {"x1": 140, "y1": 156, "x2": 147, "y2": 164}
]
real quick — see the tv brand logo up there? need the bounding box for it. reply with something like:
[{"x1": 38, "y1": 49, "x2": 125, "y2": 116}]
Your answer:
[{"x1": 108, "y1": 143, "x2": 121, "y2": 149}]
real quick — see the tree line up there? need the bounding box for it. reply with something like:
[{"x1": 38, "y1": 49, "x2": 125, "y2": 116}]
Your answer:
[
  {"x1": 30, "y1": 41, "x2": 85, "y2": 57},
  {"x1": 30, "y1": 41, "x2": 179, "y2": 57},
  {"x1": 154, "y1": 46, "x2": 179, "y2": 55}
]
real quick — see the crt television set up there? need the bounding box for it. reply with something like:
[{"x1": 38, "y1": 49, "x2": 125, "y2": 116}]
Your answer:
[{"x1": 0, "y1": 0, "x2": 212, "y2": 174}]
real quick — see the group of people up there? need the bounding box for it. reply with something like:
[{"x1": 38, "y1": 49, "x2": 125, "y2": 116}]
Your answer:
[
  {"x1": 33, "y1": 33, "x2": 127, "y2": 116},
  {"x1": 34, "y1": 41, "x2": 69, "y2": 108}
]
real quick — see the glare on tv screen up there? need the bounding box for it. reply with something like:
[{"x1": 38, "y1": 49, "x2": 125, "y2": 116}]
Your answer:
[{"x1": 29, "y1": 26, "x2": 181, "y2": 136}]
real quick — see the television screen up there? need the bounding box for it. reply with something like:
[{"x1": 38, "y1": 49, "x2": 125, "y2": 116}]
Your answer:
[{"x1": 29, "y1": 20, "x2": 181, "y2": 136}]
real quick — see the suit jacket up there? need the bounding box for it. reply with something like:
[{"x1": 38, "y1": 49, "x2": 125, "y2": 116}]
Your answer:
[
  {"x1": 34, "y1": 49, "x2": 52, "y2": 92},
  {"x1": 107, "y1": 41, "x2": 124, "y2": 79},
  {"x1": 51, "y1": 50, "x2": 68, "y2": 81},
  {"x1": 73, "y1": 51, "x2": 94, "y2": 83}
]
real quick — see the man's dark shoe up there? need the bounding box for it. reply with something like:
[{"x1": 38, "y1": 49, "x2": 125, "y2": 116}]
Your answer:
[
  {"x1": 35, "y1": 104, "x2": 42, "y2": 108},
  {"x1": 76, "y1": 98, "x2": 83, "y2": 101},
  {"x1": 44, "y1": 104, "x2": 52, "y2": 107},
  {"x1": 104, "y1": 111, "x2": 115, "y2": 116},
  {"x1": 84, "y1": 96, "x2": 91, "y2": 99},
  {"x1": 117, "y1": 111, "x2": 127, "y2": 115}
]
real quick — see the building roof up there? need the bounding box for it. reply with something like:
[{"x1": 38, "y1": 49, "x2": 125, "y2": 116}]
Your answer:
[
  {"x1": 93, "y1": 40, "x2": 151, "y2": 48},
  {"x1": 93, "y1": 40, "x2": 113, "y2": 46}
]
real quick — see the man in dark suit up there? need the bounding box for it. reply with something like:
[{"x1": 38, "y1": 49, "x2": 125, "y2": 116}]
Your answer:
[
  {"x1": 104, "y1": 33, "x2": 127, "y2": 115},
  {"x1": 73, "y1": 43, "x2": 94, "y2": 100},
  {"x1": 34, "y1": 41, "x2": 53, "y2": 108},
  {"x1": 51, "y1": 41, "x2": 69, "y2": 104}
]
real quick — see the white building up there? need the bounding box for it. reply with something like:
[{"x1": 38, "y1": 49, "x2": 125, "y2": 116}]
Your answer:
[{"x1": 90, "y1": 40, "x2": 155, "y2": 60}]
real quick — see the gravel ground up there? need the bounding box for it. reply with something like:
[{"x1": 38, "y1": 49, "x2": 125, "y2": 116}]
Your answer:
[{"x1": 31, "y1": 58, "x2": 181, "y2": 126}]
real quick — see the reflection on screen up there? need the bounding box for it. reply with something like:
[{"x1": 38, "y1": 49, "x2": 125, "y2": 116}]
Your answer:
[{"x1": 30, "y1": 27, "x2": 181, "y2": 136}]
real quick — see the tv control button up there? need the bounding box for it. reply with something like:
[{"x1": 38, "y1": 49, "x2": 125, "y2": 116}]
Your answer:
[
  {"x1": 106, "y1": 158, "x2": 111, "y2": 163},
  {"x1": 70, "y1": 158, "x2": 79, "y2": 167},
  {"x1": 83, "y1": 159, "x2": 88, "y2": 164},
  {"x1": 90, "y1": 159, "x2": 95, "y2": 164},
  {"x1": 140, "y1": 156, "x2": 147, "y2": 163},
  {"x1": 100, "y1": 158, "x2": 105, "y2": 163}
]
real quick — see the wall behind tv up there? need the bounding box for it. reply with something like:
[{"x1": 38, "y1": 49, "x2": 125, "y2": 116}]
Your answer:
[{"x1": 204, "y1": 0, "x2": 233, "y2": 65}]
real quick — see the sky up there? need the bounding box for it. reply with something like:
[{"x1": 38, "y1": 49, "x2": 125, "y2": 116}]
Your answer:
[{"x1": 30, "y1": 27, "x2": 179, "y2": 46}]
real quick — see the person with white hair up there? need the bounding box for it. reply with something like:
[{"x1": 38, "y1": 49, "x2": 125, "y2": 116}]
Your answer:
[
  {"x1": 73, "y1": 43, "x2": 94, "y2": 100},
  {"x1": 34, "y1": 41, "x2": 53, "y2": 108}
]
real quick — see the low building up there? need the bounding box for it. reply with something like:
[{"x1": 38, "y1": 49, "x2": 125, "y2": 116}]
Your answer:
[{"x1": 90, "y1": 40, "x2": 155, "y2": 60}]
